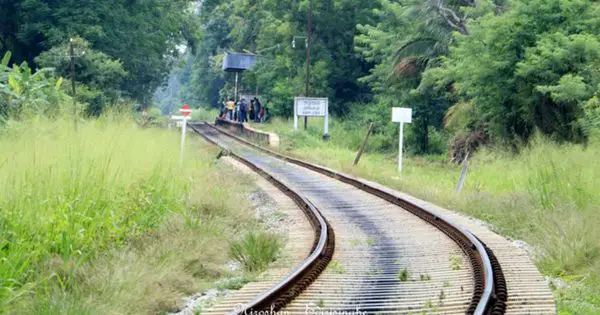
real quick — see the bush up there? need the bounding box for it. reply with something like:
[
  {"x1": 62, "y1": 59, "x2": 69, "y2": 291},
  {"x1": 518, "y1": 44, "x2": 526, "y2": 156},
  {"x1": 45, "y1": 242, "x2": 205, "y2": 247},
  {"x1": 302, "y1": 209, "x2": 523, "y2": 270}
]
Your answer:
[
  {"x1": 230, "y1": 231, "x2": 282, "y2": 272},
  {"x1": 0, "y1": 52, "x2": 69, "y2": 120}
]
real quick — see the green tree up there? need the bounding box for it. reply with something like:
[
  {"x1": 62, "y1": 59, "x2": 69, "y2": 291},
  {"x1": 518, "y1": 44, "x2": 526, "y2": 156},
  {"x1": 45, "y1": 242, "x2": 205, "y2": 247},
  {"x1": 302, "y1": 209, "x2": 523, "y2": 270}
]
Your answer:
[
  {"x1": 424, "y1": 0, "x2": 600, "y2": 146},
  {"x1": 184, "y1": 0, "x2": 377, "y2": 116},
  {"x1": 1, "y1": 0, "x2": 198, "y2": 103},
  {"x1": 354, "y1": 0, "x2": 497, "y2": 154},
  {"x1": 35, "y1": 37, "x2": 126, "y2": 116}
]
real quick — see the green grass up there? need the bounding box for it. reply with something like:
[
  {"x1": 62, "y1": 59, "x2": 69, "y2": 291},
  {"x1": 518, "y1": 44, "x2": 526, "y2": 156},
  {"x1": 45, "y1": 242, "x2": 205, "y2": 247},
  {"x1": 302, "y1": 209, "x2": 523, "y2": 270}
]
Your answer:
[
  {"x1": 247, "y1": 118, "x2": 600, "y2": 314},
  {"x1": 450, "y1": 254, "x2": 463, "y2": 271},
  {"x1": 191, "y1": 107, "x2": 219, "y2": 122},
  {"x1": 398, "y1": 268, "x2": 410, "y2": 282},
  {"x1": 230, "y1": 231, "x2": 283, "y2": 273},
  {"x1": 328, "y1": 260, "x2": 347, "y2": 274},
  {"x1": 0, "y1": 116, "x2": 279, "y2": 314}
]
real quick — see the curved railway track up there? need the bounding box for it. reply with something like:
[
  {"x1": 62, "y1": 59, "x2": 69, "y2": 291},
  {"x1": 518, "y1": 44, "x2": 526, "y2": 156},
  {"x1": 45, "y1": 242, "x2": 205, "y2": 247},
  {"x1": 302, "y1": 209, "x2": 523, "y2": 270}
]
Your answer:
[{"x1": 190, "y1": 121, "x2": 508, "y2": 315}]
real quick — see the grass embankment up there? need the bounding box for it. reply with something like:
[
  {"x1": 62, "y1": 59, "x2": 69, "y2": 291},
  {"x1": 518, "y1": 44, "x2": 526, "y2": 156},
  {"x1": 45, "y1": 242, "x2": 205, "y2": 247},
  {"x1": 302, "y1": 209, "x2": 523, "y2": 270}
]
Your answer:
[
  {"x1": 250, "y1": 118, "x2": 600, "y2": 314},
  {"x1": 191, "y1": 108, "x2": 219, "y2": 122},
  {"x1": 0, "y1": 117, "x2": 281, "y2": 314}
]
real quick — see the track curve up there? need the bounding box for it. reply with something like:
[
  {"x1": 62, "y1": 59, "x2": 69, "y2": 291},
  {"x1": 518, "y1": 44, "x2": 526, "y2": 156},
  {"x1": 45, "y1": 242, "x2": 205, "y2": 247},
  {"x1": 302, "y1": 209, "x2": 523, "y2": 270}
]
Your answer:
[{"x1": 190, "y1": 122, "x2": 507, "y2": 315}]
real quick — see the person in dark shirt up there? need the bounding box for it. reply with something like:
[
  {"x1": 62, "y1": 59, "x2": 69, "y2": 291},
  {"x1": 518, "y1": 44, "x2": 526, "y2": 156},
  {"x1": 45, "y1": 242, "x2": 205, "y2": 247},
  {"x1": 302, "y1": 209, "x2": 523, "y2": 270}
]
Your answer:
[{"x1": 253, "y1": 97, "x2": 262, "y2": 122}]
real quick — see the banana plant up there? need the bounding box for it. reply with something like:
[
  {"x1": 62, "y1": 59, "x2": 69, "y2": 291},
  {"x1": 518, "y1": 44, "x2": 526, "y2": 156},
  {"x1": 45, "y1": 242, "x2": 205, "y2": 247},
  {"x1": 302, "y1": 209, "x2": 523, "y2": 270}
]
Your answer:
[{"x1": 1, "y1": 51, "x2": 67, "y2": 120}]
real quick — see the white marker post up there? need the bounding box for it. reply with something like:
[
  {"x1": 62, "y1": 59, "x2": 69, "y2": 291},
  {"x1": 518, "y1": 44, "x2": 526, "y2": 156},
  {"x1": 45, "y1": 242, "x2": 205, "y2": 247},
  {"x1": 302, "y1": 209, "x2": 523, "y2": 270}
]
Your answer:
[
  {"x1": 392, "y1": 107, "x2": 412, "y2": 172},
  {"x1": 172, "y1": 104, "x2": 193, "y2": 165},
  {"x1": 294, "y1": 97, "x2": 329, "y2": 138}
]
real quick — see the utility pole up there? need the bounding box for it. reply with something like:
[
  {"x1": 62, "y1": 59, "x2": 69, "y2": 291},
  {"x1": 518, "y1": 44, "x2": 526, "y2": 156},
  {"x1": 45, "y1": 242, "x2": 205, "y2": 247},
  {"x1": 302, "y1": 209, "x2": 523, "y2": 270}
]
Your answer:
[
  {"x1": 304, "y1": 0, "x2": 312, "y2": 130},
  {"x1": 69, "y1": 38, "x2": 77, "y2": 130}
]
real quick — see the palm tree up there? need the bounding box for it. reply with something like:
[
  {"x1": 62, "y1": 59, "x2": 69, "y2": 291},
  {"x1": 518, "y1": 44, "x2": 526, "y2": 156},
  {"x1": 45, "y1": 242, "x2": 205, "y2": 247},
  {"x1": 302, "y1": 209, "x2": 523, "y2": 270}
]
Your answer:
[{"x1": 392, "y1": 0, "x2": 471, "y2": 78}]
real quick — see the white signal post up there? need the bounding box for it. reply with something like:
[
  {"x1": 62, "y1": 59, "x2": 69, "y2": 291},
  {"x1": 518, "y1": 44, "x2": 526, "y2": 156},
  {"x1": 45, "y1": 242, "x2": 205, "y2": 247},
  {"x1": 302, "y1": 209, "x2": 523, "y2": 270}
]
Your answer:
[
  {"x1": 392, "y1": 107, "x2": 413, "y2": 172},
  {"x1": 172, "y1": 104, "x2": 193, "y2": 165}
]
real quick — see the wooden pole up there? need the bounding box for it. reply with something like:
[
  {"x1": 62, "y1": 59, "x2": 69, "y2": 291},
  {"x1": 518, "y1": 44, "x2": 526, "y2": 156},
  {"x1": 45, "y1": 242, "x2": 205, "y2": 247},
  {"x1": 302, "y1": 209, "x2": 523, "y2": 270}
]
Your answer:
[
  {"x1": 455, "y1": 151, "x2": 471, "y2": 195},
  {"x1": 353, "y1": 123, "x2": 375, "y2": 166},
  {"x1": 304, "y1": 0, "x2": 312, "y2": 131}
]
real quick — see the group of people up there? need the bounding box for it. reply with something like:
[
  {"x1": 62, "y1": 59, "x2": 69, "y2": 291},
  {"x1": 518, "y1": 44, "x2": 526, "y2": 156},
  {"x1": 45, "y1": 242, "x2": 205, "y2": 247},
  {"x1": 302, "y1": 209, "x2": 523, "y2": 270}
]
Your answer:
[{"x1": 221, "y1": 97, "x2": 270, "y2": 123}]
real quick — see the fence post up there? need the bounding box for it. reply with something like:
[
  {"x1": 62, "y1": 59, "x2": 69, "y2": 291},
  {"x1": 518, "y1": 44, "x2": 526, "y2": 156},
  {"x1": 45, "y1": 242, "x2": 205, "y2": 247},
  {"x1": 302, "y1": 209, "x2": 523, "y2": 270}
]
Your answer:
[
  {"x1": 353, "y1": 123, "x2": 375, "y2": 166},
  {"x1": 455, "y1": 151, "x2": 471, "y2": 195}
]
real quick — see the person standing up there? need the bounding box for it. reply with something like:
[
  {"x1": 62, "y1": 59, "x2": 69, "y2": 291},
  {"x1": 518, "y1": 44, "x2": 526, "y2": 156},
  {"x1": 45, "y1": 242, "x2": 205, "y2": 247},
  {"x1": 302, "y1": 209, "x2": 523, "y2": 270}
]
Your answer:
[
  {"x1": 253, "y1": 97, "x2": 262, "y2": 122},
  {"x1": 249, "y1": 99, "x2": 256, "y2": 121},
  {"x1": 239, "y1": 98, "x2": 248, "y2": 123},
  {"x1": 234, "y1": 101, "x2": 239, "y2": 121},
  {"x1": 259, "y1": 106, "x2": 265, "y2": 123},
  {"x1": 225, "y1": 98, "x2": 235, "y2": 120}
]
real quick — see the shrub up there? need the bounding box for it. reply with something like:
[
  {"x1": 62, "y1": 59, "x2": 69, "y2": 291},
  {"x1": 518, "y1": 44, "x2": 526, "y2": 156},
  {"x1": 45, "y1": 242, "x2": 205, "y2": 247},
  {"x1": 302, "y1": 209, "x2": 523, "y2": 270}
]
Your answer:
[{"x1": 230, "y1": 231, "x2": 282, "y2": 272}]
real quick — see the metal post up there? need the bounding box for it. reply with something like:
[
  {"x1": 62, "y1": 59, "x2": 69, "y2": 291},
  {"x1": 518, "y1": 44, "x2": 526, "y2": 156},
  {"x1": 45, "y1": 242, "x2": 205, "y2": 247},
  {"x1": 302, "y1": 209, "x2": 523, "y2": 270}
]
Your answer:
[
  {"x1": 180, "y1": 118, "x2": 188, "y2": 165},
  {"x1": 323, "y1": 107, "x2": 329, "y2": 138},
  {"x1": 304, "y1": 0, "x2": 312, "y2": 131},
  {"x1": 398, "y1": 122, "x2": 404, "y2": 172},
  {"x1": 294, "y1": 98, "x2": 298, "y2": 130},
  {"x1": 234, "y1": 72, "x2": 239, "y2": 102},
  {"x1": 70, "y1": 39, "x2": 77, "y2": 130}
]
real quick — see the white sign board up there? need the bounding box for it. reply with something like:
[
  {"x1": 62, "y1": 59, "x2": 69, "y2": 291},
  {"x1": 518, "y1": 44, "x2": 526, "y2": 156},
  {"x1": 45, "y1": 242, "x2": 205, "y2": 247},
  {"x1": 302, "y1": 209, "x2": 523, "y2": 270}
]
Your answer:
[
  {"x1": 295, "y1": 97, "x2": 327, "y2": 117},
  {"x1": 391, "y1": 107, "x2": 413, "y2": 172},
  {"x1": 240, "y1": 94, "x2": 257, "y2": 101},
  {"x1": 294, "y1": 97, "x2": 329, "y2": 137},
  {"x1": 171, "y1": 115, "x2": 188, "y2": 121},
  {"x1": 392, "y1": 107, "x2": 413, "y2": 123}
]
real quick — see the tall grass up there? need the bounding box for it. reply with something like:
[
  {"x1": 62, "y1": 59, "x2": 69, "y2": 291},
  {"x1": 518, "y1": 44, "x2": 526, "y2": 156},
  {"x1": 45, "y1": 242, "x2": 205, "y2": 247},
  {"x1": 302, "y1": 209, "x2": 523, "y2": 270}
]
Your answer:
[
  {"x1": 0, "y1": 117, "x2": 186, "y2": 310},
  {"x1": 230, "y1": 231, "x2": 282, "y2": 272},
  {"x1": 0, "y1": 115, "x2": 285, "y2": 314},
  {"x1": 250, "y1": 119, "x2": 600, "y2": 314},
  {"x1": 468, "y1": 140, "x2": 600, "y2": 277}
]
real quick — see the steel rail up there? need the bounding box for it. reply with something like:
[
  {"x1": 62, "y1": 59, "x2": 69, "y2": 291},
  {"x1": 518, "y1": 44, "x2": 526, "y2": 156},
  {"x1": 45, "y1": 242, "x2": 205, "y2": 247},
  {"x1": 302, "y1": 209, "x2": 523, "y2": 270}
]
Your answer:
[
  {"x1": 190, "y1": 121, "x2": 507, "y2": 315},
  {"x1": 189, "y1": 123, "x2": 335, "y2": 315},
  {"x1": 231, "y1": 199, "x2": 329, "y2": 315}
]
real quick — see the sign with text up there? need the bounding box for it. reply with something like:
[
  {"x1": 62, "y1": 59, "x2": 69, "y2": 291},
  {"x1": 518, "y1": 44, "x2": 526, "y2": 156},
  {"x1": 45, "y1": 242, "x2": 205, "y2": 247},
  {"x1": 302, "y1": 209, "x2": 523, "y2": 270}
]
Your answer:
[
  {"x1": 295, "y1": 97, "x2": 328, "y2": 117},
  {"x1": 294, "y1": 97, "x2": 329, "y2": 137},
  {"x1": 392, "y1": 107, "x2": 412, "y2": 123},
  {"x1": 239, "y1": 94, "x2": 257, "y2": 101}
]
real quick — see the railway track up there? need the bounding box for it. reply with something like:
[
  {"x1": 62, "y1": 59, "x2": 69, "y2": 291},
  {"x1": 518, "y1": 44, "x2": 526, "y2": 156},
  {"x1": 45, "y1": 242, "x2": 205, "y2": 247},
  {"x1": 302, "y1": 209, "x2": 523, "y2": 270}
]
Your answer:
[{"x1": 189, "y1": 121, "x2": 536, "y2": 315}]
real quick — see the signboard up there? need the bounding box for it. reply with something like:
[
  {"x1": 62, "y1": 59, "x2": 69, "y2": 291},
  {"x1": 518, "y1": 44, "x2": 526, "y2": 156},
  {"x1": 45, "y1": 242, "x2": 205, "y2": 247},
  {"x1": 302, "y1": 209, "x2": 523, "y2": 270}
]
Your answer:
[
  {"x1": 172, "y1": 105, "x2": 194, "y2": 165},
  {"x1": 180, "y1": 104, "x2": 192, "y2": 117},
  {"x1": 294, "y1": 97, "x2": 329, "y2": 138},
  {"x1": 392, "y1": 107, "x2": 412, "y2": 123},
  {"x1": 239, "y1": 94, "x2": 257, "y2": 101},
  {"x1": 295, "y1": 97, "x2": 327, "y2": 117}
]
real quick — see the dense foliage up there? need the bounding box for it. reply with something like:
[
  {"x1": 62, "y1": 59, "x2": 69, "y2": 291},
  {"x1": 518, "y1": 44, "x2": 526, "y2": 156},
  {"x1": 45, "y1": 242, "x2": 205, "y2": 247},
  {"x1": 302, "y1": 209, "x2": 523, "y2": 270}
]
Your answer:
[
  {"x1": 425, "y1": 0, "x2": 600, "y2": 148},
  {"x1": 0, "y1": 52, "x2": 68, "y2": 120},
  {"x1": 0, "y1": 0, "x2": 198, "y2": 111},
  {"x1": 177, "y1": 0, "x2": 377, "y2": 116},
  {"x1": 174, "y1": 0, "x2": 600, "y2": 155}
]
